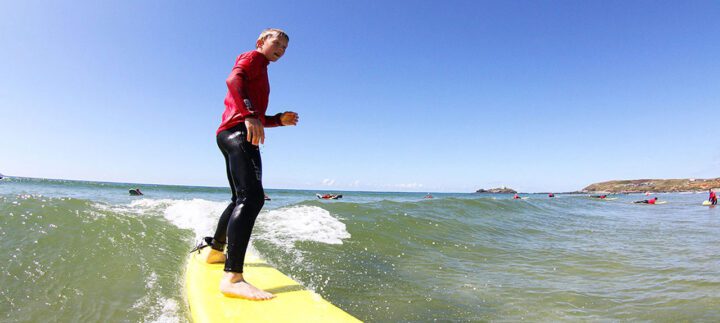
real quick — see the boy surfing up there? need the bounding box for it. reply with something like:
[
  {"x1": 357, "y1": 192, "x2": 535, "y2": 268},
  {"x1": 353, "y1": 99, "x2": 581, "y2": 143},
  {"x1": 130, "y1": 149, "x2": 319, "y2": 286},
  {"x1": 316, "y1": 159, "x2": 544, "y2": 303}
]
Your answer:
[{"x1": 196, "y1": 28, "x2": 298, "y2": 300}]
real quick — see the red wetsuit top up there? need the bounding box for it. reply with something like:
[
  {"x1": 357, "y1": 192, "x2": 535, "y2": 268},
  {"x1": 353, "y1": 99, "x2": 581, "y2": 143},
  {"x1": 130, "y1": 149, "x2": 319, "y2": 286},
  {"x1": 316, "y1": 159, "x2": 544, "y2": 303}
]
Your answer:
[
  {"x1": 648, "y1": 198, "x2": 657, "y2": 204},
  {"x1": 217, "y1": 50, "x2": 283, "y2": 135},
  {"x1": 710, "y1": 192, "x2": 717, "y2": 200}
]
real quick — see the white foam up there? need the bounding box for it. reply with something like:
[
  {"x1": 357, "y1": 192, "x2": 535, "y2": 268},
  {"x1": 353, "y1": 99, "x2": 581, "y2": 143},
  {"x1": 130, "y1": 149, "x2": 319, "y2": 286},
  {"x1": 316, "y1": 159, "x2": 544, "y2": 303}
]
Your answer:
[
  {"x1": 146, "y1": 298, "x2": 181, "y2": 323},
  {"x1": 134, "y1": 295, "x2": 182, "y2": 323},
  {"x1": 254, "y1": 205, "x2": 351, "y2": 250},
  {"x1": 110, "y1": 200, "x2": 351, "y2": 254},
  {"x1": 132, "y1": 270, "x2": 182, "y2": 323},
  {"x1": 103, "y1": 198, "x2": 228, "y2": 240},
  {"x1": 94, "y1": 198, "x2": 174, "y2": 218},
  {"x1": 161, "y1": 199, "x2": 227, "y2": 239}
]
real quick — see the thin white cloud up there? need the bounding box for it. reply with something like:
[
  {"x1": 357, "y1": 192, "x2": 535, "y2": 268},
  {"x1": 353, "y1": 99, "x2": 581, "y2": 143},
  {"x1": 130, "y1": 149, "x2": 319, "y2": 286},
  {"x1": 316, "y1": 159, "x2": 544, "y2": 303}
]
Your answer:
[
  {"x1": 321, "y1": 178, "x2": 336, "y2": 186},
  {"x1": 382, "y1": 182, "x2": 424, "y2": 189}
]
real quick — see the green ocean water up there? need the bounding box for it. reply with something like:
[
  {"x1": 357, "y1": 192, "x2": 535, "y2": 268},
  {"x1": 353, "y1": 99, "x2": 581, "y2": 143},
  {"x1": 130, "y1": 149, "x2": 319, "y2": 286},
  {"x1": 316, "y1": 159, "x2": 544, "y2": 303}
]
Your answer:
[{"x1": 1, "y1": 177, "x2": 719, "y2": 322}]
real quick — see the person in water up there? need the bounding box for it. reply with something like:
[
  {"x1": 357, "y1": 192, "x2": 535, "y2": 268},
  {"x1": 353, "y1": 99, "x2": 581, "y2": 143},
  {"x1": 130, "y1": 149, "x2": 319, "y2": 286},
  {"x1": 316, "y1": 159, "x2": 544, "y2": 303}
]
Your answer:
[
  {"x1": 634, "y1": 197, "x2": 658, "y2": 204},
  {"x1": 202, "y1": 29, "x2": 298, "y2": 301},
  {"x1": 590, "y1": 194, "x2": 607, "y2": 199},
  {"x1": 709, "y1": 189, "x2": 717, "y2": 205},
  {"x1": 513, "y1": 194, "x2": 520, "y2": 199}
]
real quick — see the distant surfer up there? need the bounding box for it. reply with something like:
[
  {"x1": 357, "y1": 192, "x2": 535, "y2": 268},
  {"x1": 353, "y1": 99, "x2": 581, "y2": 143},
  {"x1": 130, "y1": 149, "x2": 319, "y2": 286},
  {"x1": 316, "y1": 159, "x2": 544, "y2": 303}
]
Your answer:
[
  {"x1": 513, "y1": 194, "x2": 520, "y2": 199},
  {"x1": 129, "y1": 188, "x2": 143, "y2": 196},
  {"x1": 317, "y1": 193, "x2": 342, "y2": 200},
  {"x1": 709, "y1": 189, "x2": 717, "y2": 205},
  {"x1": 548, "y1": 193, "x2": 555, "y2": 198},
  {"x1": 199, "y1": 29, "x2": 298, "y2": 301},
  {"x1": 634, "y1": 197, "x2": 658, "y2": 204},
  {"x1": 590, "y1": 194, "x2": 608, "y2": 199},
  {"x1": 424, "y1": 193, "x2": 433, "y2": 199}
]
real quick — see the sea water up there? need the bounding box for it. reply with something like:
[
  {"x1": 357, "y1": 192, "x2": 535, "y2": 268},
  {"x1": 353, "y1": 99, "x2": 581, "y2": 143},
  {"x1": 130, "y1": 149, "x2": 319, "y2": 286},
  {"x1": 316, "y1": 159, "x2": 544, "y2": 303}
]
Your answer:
[{"x1": 1, "y1": 177, "x2": 719, "y2": 321}]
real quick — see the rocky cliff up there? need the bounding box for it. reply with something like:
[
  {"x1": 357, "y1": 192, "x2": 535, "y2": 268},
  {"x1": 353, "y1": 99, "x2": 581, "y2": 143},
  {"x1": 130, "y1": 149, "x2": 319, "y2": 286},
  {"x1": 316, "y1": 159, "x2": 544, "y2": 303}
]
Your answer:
[{"x1": 583, "y1": 178, "x2": 720, "y2": 193}]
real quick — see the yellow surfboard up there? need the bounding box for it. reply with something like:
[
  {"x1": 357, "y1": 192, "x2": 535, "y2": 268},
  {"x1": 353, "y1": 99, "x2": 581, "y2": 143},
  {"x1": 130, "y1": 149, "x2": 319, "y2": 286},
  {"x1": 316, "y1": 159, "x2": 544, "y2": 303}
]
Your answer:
[{"x1": 185, "y1": 248, "x2": 361, "y2": 323}]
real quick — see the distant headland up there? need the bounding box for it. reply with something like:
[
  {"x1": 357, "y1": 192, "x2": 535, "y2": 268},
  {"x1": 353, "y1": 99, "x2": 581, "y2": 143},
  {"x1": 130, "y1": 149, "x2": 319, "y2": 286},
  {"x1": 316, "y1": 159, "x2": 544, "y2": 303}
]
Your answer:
[
  {"x1": 583, "y1": 178, "x2": 720, "y2": 193},
  {"x1": 475, "y1": 187, "x2": 517, "y2": 194}
]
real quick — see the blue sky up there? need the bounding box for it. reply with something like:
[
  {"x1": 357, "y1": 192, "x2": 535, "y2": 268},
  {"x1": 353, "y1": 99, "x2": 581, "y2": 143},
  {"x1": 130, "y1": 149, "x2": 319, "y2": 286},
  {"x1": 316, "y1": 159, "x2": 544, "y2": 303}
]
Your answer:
[{"x1": 2, "y1": 0, "x2": 719, "y2": 192}]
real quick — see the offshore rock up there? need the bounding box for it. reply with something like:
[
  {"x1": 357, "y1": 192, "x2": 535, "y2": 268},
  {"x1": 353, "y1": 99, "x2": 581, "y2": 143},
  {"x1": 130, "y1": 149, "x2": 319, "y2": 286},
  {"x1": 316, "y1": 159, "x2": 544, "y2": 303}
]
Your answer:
[{"x1": 475, "y1": 187, "x2": 517, "y2": 194}]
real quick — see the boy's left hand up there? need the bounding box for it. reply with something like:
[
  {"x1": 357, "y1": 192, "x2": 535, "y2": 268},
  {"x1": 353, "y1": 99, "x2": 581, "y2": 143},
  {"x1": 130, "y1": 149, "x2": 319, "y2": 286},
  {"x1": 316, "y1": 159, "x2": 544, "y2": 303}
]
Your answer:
[{"x1": 280, "y1": 111, "x2": 299, "y2": 126}]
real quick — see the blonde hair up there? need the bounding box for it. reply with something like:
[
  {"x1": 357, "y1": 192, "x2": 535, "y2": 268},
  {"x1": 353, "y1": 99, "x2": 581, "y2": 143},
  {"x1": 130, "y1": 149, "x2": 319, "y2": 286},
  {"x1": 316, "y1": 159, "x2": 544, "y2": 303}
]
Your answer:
[{"x1": 257, "y1": 28, "x2": 289, "y2": 47}]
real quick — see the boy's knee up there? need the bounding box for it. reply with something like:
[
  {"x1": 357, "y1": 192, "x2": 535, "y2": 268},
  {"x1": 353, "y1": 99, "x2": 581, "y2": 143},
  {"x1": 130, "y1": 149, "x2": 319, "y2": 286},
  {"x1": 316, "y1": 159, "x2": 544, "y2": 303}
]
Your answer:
[
  {"x1": 249, "y1": 191, "x2": 265, "y2": 209},
  {"x1": 238, "y1": 188, "x2": 265, "y2": 208}
]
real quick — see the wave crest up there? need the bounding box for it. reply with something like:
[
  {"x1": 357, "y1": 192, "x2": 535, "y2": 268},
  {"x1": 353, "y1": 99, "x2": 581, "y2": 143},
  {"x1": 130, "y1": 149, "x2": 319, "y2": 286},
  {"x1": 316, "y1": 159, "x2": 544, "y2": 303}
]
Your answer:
[{"x1": 255, "y1": 205, "x2": 351, "y2": 250}]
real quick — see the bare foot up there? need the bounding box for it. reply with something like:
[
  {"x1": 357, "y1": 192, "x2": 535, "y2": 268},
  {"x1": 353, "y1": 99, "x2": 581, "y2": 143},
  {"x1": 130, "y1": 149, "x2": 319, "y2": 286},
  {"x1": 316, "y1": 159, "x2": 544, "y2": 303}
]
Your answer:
[
  {"x1": 204, "y1": 248, "x2": 226, "y2": 264},
  {"x1": 220, "y1": 272, "x2": 275, "y2": 300}
]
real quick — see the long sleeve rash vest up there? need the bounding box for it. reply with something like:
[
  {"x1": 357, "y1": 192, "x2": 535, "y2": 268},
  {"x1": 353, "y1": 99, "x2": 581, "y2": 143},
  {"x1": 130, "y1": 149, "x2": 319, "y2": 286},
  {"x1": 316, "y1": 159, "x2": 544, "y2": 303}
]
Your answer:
[{"x1": 217, "y1": 50, "x2": 282, "y2": 135}]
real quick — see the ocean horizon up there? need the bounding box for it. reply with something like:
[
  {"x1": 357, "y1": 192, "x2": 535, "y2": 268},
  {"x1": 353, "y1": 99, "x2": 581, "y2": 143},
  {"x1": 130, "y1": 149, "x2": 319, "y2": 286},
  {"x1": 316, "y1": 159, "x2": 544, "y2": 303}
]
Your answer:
[
  {"x1": 2, "y1": 176, "x2": 719, "y2": 321},
  {"x1": 0, "y1": 175, "x2": 628, "y2": 195}
]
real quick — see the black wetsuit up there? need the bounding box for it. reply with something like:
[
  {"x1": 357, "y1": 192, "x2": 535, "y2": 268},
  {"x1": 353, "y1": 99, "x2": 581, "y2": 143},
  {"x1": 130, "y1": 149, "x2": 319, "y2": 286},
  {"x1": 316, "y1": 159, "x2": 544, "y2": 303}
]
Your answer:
[{"x1": 211, "y1": 123, "x2": 265, "y2": 273}]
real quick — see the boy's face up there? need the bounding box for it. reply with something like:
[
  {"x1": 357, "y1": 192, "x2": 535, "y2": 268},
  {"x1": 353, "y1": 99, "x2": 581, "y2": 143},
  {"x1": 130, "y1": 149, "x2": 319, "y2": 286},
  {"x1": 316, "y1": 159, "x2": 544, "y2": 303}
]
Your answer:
[{"x1": 257, "y1": 35, "x2": 288, "y2": 62}]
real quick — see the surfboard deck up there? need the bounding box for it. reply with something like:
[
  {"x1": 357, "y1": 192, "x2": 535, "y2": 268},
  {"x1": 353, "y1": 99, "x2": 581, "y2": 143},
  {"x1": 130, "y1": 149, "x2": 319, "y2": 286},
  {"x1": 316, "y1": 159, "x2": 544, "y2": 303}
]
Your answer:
[
  {"x1": 702, "y1": 200, "x2": 713, "y2": 206},
  {"x1": 185, "y1": 247, "x2": 360, "y2": 323}
]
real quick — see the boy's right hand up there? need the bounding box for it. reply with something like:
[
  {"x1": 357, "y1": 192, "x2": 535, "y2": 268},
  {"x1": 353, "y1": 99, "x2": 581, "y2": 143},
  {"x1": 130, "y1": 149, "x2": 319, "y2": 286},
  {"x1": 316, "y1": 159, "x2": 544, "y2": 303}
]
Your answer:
[{"x1": 245, "y1": 117, "x2": 264, "y2": 146}]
